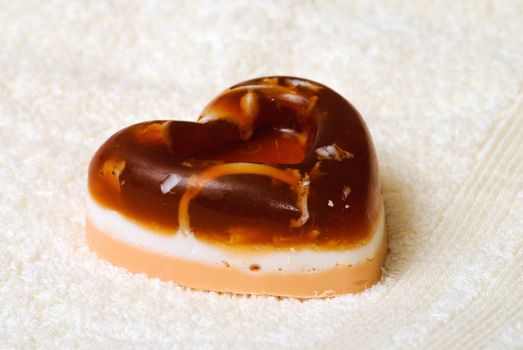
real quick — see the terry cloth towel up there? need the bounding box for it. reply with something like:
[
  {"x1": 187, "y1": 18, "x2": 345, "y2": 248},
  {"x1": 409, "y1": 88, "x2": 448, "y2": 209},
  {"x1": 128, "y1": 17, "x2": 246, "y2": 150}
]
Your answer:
[{"x1": 0, "y1": 1, "x2": 522, "y2": 348}]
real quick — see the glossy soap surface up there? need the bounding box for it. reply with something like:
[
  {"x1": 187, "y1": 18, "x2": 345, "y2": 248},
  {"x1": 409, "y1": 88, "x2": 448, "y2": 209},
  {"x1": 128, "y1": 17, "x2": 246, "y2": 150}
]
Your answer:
[{"x1": 88, "y1": 77, "x2": 380, "y2": 250}]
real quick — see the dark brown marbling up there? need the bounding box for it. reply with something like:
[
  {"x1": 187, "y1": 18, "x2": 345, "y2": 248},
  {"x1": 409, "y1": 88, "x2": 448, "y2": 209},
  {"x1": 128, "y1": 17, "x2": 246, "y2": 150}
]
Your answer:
[{"x1": 88, "y1": 76, "x2": 380, "y2": 250}]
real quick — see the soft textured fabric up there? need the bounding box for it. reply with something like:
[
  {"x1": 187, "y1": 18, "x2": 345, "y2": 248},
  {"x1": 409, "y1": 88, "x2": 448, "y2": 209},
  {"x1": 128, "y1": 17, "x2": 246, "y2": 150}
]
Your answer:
[{"x1": 1, "y1": 1, "x2": 522, "y2": 348}]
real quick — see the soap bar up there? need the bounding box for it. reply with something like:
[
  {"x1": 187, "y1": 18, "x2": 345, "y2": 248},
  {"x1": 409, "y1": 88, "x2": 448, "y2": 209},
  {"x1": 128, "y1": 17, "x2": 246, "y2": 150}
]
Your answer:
[{"x1": 86, "y1": 76, "x2": 387, "y2": 298}]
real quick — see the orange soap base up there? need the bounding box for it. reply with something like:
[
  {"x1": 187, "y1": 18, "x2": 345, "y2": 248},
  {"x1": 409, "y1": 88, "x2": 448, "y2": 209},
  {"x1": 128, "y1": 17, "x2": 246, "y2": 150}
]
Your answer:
[{"x1": 86, "y1": 219, "x2": 387, "y2": 299}]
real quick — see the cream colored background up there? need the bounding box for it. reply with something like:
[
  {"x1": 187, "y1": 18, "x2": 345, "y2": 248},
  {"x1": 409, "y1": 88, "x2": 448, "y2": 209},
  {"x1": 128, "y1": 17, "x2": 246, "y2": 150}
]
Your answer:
[{"x1": 1, "y1": 1, "x2": 522, "y2": 348}]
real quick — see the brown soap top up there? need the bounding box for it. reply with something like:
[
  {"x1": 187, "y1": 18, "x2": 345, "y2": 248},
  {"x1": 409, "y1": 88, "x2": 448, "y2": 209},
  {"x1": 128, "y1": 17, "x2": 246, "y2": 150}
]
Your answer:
[{"x1": 88, "y1": 76, "x2": 381, "y2": 250}]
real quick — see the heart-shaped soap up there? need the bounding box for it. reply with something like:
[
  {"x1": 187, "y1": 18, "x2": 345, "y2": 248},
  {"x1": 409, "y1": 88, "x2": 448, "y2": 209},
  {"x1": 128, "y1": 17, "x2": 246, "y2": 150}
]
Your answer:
[{"x1": 86, "y1": 76, "x2": 386, "y2": 298}]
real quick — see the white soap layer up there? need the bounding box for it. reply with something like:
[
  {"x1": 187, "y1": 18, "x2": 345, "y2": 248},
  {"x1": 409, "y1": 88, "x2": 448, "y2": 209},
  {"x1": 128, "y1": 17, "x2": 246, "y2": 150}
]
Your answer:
[{"x1": 87, "y1": 195, "x2": 385, "y2": 273}]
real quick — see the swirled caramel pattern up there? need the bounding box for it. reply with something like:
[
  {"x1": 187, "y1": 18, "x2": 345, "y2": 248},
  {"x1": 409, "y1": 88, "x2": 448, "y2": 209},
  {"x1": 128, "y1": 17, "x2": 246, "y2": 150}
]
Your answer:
[{"x1": 88, "y1": 77, "x2": 380, "y2": 250}]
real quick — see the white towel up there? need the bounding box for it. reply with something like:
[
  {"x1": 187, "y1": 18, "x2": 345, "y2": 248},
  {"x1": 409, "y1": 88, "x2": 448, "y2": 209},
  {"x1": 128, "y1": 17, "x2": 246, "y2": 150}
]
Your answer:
[{"x1": 1, "y1": 1, "x2": 521, "y2": 348}]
